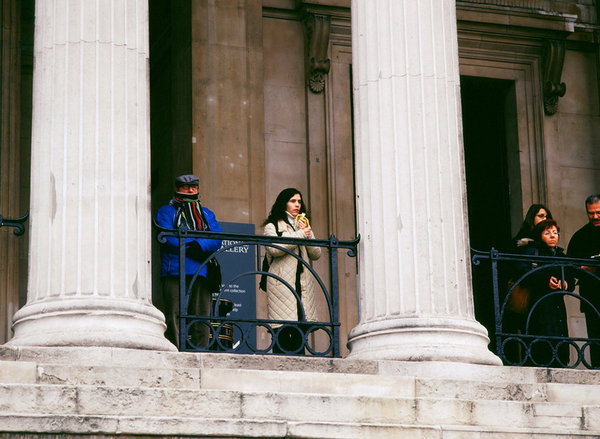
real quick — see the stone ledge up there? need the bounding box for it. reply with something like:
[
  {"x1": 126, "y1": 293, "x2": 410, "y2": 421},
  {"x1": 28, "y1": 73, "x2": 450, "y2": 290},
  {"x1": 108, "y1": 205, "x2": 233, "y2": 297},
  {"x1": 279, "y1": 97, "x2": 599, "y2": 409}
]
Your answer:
[
  {"x1": 0, "y1": 381, "x2": 598, "y2": 431},
  {"x1": 0, "y1": 415, "x2": 287, "y2": 437},
  {"x1": 0, "y1": 346, "x2": 379, "y2": 376},
  {"x1": 200, "y1": 367, "x2": 416, "y2": 397},
  {"x1": 37, "y1": 364, "x2": 200, "y2": 389}
]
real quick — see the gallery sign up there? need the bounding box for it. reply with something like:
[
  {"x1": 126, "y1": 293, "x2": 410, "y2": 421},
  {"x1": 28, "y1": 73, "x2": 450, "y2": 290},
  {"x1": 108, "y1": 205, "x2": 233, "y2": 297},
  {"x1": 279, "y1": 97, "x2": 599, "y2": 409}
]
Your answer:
[{"x1": 213, "y1": 222, "x2": 256, "y2": 352}]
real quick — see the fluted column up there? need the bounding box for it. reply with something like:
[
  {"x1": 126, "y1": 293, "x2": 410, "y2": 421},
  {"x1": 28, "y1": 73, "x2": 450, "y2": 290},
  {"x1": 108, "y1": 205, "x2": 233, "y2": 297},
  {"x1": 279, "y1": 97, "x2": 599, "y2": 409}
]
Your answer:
[
  {"x1": 346, "y1": 0, "x2": 500, "y2": 364},
  {"x1": 7, "y1": 0, "x2": 174, "y2": 350}
]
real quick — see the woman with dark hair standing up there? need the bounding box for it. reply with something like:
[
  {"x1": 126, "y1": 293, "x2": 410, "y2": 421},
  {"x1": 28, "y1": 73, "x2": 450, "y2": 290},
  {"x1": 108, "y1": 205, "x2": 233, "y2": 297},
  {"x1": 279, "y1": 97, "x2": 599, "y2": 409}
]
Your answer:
[
  {"x1": 512, "y1": 204, "x2": 553, "y2": 249},
  {"x1": 514, "y1": 219, "x2": 573, "y2": 366},
  {"x1": 262, "y1": 188, "x2": 321, "y2": 353}
]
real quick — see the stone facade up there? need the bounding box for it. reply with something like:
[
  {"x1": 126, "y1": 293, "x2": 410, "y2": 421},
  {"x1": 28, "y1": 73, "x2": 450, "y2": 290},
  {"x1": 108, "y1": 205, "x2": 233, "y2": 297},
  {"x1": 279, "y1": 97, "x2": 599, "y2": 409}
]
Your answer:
[{"x1": 0, "y1": 0, "x2": 599, "y2": 436}]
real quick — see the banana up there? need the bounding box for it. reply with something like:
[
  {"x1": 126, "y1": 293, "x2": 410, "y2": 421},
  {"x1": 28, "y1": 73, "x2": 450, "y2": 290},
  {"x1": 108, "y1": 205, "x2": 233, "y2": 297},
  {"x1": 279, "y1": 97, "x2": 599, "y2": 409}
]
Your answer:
[{"x1": 295, "y1": 213, "x2": 309, "y2": 228}]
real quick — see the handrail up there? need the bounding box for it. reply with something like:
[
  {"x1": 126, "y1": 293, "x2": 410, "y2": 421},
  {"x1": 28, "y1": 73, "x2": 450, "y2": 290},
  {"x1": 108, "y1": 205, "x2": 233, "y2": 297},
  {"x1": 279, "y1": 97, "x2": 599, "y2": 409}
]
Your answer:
[
  {"x1": 472, "y1": 247, "x2": 600, "y2": 369},
  {"x1": 156, "y1": 224, "x2": 359, "y2": 357},
  {"x1": 0, "y1": 212, "x2": 29, "y2": 236}
]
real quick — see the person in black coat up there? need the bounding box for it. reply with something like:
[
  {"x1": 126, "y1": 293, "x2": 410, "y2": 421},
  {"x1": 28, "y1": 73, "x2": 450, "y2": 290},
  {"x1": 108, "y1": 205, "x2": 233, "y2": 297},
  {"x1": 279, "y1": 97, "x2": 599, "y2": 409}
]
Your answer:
[
  {"x1": 567, "y1": 193, "x2": 600, "y2": 367},
  {"x1": 514, "y1": 219, "x2": 573, "y2": 367}
]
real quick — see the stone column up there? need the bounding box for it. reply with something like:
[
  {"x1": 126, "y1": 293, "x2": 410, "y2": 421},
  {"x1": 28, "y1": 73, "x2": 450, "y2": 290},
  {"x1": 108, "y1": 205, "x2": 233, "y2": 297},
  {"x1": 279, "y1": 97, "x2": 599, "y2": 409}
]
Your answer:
[
  {"x1": 346, "y1": 0, "x2": 500, "y2": 364},
  {"x1": 7, "y1": 0, "x2": 174, "y2": 350}
]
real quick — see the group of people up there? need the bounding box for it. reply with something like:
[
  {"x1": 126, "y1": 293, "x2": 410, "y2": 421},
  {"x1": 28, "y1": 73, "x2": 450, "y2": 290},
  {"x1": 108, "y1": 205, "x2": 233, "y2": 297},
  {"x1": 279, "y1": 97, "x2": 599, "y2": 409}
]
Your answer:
[
  {"x1": 506, "y1": 195, "x2": 600, "y2": 367},
  {"x1": 156, "y1": 176, "x2": 320, "y2": 353},
  {"x1": 156, "y1": 173, "x2": 600, "y2": 366}
]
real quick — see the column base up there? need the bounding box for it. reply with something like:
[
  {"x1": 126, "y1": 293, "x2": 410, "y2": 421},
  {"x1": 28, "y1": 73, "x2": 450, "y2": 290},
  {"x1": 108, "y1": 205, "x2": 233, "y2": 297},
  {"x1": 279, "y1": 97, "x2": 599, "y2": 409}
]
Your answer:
[
  {"x1": 6, "y1": 298, "x2": 176, "y2": 351},
  {"x1": 346, "y1": 317, "x2": 502, "y2": 365}
]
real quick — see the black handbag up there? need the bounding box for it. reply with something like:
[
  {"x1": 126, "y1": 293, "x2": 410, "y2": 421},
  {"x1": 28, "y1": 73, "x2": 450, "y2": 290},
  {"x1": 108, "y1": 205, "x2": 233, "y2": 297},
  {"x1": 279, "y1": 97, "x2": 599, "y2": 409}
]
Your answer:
[
  {"x1": 259, "y1": 255, "x2": 270, "y2": 292},
  {"x1": 206, "y1": 257, "x2": 222, "y2": 292}
]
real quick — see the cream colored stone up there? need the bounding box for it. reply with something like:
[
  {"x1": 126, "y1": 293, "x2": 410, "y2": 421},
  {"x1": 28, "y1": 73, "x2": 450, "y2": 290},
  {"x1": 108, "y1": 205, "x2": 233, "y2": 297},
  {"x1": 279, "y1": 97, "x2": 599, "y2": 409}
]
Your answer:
[
  {"x1": 533, "y1": 401, "x2": 582, "y2": 417},
  {"x1": 415, "y1": 378, "x2": 548, "y2": 402},
  {"x1": 290, "y1": 423, "x2": 442, "y2": 439},
  {"x1": 0, "y1": 361, "x2": 36, "y2": 384},
  {"x1": 583, "y1": 406, "x2": 600, "y2": 430},
  {"x1": 0, "y1": 384, "x2": 78, "y2": 414},
  {"x1": 38, "y1": 364, "x2": 199, "y2": 389},
  {"x1": 8, "y1": 0, "x2": 172, "y2": 352},
  {"x1": 546, "y1": 382, "x2": 600, "y2": 404},
  {"x1": 347, "y1": 0, "x2": 499, "y2": 365},
  {"x1": 200, "y1": 368, "x2": 415, "y2": 397},
  {"x1": 0, "y1": 348, "x2": 600, "y2": 436}
]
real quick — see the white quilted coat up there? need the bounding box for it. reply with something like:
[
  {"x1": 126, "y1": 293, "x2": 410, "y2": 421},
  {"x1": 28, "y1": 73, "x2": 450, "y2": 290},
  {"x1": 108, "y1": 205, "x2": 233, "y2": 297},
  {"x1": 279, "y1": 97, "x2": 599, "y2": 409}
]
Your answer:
[{"x1": 264, "y1": 220, "x2": 321, "y2": 322}]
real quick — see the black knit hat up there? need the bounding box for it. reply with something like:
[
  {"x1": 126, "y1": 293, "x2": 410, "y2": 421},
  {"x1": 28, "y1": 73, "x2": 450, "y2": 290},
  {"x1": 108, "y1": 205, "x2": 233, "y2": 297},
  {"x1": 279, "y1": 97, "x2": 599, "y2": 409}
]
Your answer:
[{"x1": 175, "y1": 174, "x2": 199, "y2": 187}]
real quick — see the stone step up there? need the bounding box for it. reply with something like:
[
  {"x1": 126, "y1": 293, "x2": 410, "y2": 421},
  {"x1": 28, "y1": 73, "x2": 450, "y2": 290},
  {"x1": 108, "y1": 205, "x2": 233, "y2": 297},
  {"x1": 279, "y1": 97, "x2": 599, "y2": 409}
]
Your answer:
[
  {"x1": 4, "y1": 355, "x2": 600, "y2": 406},
  {"x1": 0, "y1": 381, "x2": 599, "y2": 434},
  {"x1": 2, "y1": 347, "x2": 600, "y2": 437}
]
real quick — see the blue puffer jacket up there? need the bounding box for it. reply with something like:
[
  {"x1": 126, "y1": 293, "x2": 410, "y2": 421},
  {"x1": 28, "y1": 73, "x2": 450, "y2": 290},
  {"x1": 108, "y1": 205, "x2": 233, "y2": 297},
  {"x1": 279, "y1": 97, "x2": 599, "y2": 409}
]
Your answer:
[{"x1": 156, "y1": 203, "x2": 222, "y2": 277}]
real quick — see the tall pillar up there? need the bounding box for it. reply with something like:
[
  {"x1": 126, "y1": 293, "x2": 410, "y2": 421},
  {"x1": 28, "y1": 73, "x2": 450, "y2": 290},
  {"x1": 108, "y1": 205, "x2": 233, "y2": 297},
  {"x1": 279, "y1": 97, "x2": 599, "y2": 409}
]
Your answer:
[
  {"x1": 346, "y1": 0, "x2": 500, "y2": 364},
  {"x1": 7, "y1": 0, "x2": 174, "y2": 351}
]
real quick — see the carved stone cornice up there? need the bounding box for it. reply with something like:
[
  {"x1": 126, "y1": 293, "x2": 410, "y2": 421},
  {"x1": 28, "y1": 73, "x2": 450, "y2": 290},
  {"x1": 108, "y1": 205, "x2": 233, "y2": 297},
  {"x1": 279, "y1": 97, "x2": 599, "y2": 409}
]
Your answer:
[
  {"x1": 542, "y1": 39, "x2": 567, "y2": 115},
  {"x1": 303, "y1": 13, "x2": 331, "y2": 94},
  {"x1": 457, "y1": 0, "x2": 597, "y2": 27}
]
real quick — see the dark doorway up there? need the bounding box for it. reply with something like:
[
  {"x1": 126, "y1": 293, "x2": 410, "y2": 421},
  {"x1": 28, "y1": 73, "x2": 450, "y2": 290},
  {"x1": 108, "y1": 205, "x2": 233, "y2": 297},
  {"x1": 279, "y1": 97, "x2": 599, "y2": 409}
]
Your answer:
[
  {"x1": 460, "y1": 76, "x2": 519, "y2": 353},
  {"x1": 461, "y1": 76, "x2": 515, "y2": 250}
]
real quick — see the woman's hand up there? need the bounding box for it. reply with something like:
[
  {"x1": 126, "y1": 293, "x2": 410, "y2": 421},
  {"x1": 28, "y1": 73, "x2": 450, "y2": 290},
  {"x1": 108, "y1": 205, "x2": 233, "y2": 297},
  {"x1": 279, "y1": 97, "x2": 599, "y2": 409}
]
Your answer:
[
  {"x1": 301, "y1": 224, "x2": 312, "y2": 238},
  {"x1": 297, "y1": 217, "x2": 312, "y2": 237},
  {"x1": 549, "y1": 276, "x2": 566, "y2": 290}
]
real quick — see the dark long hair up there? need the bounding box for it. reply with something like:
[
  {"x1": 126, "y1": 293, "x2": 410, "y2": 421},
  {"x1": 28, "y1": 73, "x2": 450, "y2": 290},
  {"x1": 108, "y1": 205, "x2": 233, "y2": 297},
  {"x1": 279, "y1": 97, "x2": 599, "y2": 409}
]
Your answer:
[
  {"x1": 263, "y1": 188, "x2": 309, "y2": 226},
  {"x1": 513, "y1": 204, "x2": 553, "y2": 241}
]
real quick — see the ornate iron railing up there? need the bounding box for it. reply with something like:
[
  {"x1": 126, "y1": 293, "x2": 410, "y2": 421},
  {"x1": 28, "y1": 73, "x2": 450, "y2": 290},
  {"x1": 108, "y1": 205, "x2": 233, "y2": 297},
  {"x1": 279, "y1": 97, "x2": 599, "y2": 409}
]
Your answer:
[
  {"x1": 0, "y1": 213, "x2": 28, "y2": 236},
  {"x1": 472, "y1": 248, "x2": 600, "y2": 369},
  {"x1": 156, "y1": 226, "x2": 359, "y2": 357}
]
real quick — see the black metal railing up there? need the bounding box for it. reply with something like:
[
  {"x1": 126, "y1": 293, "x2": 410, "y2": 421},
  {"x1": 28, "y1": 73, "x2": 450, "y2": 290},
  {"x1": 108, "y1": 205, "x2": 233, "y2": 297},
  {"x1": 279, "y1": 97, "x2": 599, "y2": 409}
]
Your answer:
[
  {"x1": 156, "y1": 225, "x2": 359, "y2": 357},
  {"x1": 0, "y1": 212, "x2": 28, "y2": 235},
  {"x1": 472, "y1": 248, "x2": 600, "y2": 369}
]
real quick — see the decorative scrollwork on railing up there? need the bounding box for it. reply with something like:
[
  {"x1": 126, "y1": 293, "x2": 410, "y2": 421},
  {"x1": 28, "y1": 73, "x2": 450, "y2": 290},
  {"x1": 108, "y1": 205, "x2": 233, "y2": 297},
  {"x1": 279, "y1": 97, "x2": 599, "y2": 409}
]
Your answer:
[
  {"x1": 0, "y1": 212, "x2": 29, "y2": 236},
  {"x1": 471, "y1": 248, "x2": 600, "y2": 369}
]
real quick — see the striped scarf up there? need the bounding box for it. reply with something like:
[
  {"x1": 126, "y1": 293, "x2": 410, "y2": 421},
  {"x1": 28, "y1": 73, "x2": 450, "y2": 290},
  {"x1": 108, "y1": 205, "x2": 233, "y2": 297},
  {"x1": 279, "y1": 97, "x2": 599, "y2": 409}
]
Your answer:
[{"x1": 169, "y1": 195, "x2": 208, "y2": 231}]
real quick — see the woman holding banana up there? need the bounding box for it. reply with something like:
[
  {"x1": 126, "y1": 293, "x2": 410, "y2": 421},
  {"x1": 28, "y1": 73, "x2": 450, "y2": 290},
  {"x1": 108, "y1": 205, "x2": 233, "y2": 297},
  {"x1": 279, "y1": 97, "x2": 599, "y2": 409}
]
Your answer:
[{"x1": 262, "y1": 188, "x2": 321, "y2": 353}]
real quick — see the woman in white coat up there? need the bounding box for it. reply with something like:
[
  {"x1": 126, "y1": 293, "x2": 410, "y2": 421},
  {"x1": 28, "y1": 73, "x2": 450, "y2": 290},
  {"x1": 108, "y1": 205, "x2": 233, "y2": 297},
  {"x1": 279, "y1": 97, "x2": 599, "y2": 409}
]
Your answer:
[{"x1": 263, "y1": 188, "x2": 321, "y2": 353}]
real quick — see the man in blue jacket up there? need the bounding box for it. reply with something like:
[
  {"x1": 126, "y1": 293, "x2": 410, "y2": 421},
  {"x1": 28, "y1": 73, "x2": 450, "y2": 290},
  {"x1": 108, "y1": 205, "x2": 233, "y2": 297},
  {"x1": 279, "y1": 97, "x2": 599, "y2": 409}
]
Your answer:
[{"x1": 156, "y1": 174, "x2": 222, "y2": 348}]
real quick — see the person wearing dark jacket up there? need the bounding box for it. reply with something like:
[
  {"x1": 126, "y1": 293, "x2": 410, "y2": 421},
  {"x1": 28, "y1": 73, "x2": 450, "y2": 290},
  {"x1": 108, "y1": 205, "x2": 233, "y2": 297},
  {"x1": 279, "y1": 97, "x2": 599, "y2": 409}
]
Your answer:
[
  {"x1": 567, "y1": 193, "x2": 600, "y2": 366},
  {"x1": 156, "y1": 174, "x2": 222, "y2": 348},
  {"x1": 511, "y1": 204, "x2": 553, "y2": 251},
  {"x1": 515, "y1": 219, "x2": 573, "y2": 367}
]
